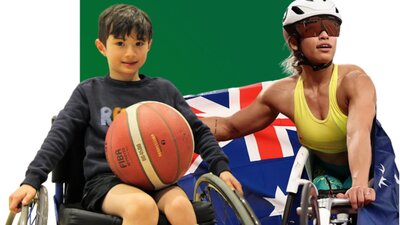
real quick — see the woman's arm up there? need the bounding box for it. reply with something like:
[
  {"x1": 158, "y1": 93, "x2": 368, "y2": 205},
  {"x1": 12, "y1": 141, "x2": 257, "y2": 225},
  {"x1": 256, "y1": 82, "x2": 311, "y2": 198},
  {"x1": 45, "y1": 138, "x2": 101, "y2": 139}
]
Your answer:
[
  {"x1": 341, "y1": 67, "x2": 376, "y2": 209},
  {"x1": 201, "y1": 88, "x2": 280, "y2": 141}
]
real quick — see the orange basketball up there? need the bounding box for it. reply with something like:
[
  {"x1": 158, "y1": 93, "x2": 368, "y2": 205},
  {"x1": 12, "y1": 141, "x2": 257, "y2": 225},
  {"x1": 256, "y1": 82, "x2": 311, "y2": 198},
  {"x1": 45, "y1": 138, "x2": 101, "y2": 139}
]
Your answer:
[{"x1": 105, "y1": 101, "x2": 194, "y2": 190}]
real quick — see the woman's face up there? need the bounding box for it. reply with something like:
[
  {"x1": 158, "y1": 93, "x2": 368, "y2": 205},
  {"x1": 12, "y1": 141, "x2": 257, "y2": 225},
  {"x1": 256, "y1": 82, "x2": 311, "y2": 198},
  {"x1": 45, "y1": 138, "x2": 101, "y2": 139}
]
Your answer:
[
  {"x1": 300, "y1": 31, "x2": 338, "y2": 65},
  {"x1": 290, "y1": 15, "x2": 341, "y2": 65}
]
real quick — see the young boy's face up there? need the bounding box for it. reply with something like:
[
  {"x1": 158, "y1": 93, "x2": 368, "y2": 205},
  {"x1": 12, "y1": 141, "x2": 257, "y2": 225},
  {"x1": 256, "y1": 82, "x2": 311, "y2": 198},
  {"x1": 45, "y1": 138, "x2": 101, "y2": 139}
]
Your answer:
[{"x1": 96, "y1": 33, "x2": 152, "y2": 81}]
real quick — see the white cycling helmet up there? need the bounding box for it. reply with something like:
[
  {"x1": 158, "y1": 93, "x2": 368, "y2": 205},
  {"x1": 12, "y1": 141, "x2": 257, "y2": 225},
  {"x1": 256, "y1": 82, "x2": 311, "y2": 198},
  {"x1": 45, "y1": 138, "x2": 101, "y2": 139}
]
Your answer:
[{"x1": 282, "y1": 0, "x2": 341, "y2": 27}]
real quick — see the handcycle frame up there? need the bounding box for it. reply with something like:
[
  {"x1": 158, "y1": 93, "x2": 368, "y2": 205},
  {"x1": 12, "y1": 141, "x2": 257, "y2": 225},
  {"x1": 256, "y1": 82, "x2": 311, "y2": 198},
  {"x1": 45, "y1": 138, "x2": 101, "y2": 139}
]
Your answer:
[
  {"x1": 282, "y1": 146, "x2": 356, "y2": 225},
  {"x1": 297, "y1": 179, "x2": 356, "y2": 225}
]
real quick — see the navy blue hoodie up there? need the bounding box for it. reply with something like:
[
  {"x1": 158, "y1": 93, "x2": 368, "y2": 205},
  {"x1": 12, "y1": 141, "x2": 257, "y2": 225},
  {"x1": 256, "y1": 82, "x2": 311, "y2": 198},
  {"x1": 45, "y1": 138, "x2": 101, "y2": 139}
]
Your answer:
[{"x1": 22, "y1": 75, "x2": 230, "y2": 189}]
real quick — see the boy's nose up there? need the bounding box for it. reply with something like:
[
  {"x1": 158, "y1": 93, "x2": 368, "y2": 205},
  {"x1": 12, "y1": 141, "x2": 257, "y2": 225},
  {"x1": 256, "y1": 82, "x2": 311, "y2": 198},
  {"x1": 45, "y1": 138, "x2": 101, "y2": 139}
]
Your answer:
[{"x1": 124, "y1": 46, "x2": 137, "y2": 56}]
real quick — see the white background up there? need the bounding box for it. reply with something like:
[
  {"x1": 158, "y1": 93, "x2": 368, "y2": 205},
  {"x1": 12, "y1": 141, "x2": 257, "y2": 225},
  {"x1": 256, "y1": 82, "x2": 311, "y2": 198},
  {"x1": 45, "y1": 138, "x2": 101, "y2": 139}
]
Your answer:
[
  {"x1": 0, "y1": 1, "x2": 80, "y2": 224},
  {"x1": 0, "y1": 1, "x2": 398, "y2": 224}
]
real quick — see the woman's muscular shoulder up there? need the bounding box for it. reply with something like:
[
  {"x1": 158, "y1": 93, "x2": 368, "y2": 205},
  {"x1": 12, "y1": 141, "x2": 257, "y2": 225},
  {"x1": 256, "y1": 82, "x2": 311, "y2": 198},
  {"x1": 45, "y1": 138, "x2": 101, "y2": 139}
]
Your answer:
[
  {"x1": 339, "y1": 64, "x2": 368, "y2": 80},
  {"x1": 260, "y1": 76, "x2": 298, "y2": 118},
  {"x1": 338, "y1": 64, "x2": 372, "y2": 87},
  {"x1": 338, "y1": 64, "x2": 375, "y2": 101}
]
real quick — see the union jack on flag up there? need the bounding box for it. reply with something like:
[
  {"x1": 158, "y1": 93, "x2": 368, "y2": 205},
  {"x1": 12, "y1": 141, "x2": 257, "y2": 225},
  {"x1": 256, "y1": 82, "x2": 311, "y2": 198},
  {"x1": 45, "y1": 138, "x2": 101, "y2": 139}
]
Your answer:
[{"x1": 178, "y1": 81, "x2": 303, "y2": 224}]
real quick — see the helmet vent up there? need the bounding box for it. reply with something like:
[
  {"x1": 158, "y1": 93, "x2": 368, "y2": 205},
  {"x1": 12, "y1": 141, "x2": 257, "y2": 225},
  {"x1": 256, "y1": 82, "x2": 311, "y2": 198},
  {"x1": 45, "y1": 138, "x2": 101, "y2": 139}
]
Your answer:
[{"x1": 291, "y1": 6, "x2": 305, "y2": 15}]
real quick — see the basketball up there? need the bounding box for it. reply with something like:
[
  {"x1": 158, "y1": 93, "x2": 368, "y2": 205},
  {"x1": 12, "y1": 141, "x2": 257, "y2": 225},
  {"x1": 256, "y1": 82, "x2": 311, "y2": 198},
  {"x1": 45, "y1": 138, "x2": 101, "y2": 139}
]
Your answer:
[{"x1": 105, "y1": 101, "x2": 194, "y2": 190}]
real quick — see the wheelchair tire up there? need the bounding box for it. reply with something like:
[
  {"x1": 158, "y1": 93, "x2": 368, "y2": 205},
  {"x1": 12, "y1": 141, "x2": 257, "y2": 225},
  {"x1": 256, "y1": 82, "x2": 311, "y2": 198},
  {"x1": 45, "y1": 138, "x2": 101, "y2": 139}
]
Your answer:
[
  {"x1": 35, "y1": 185, "x2": 48, "y2": 225},
  {"x1": 17, "y1": 185, "x2": 48, "y2": 225},
  {"x1": 18, "y1": 206, "x2": 29, "y2": 225},
  {"x1": 193, "y1": 173, "x2": 260, "y2": 225}
]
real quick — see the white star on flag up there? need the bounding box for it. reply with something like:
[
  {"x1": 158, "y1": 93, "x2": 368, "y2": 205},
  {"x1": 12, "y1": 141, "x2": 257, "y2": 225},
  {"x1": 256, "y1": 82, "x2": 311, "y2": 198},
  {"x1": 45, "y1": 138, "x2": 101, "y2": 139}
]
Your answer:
[
  {"x1": 263, "y1": 186, "x2": 287, "y2": 217},
  {"x1": 378, "y1": 163, "x2": 389, "y2": 188}
]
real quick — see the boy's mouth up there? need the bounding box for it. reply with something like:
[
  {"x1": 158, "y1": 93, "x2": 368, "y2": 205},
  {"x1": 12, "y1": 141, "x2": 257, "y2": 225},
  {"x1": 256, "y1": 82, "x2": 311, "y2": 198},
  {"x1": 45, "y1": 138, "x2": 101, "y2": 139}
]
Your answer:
[{"x1": 122, "y1": 61, "x2": 138, "y2": 66}]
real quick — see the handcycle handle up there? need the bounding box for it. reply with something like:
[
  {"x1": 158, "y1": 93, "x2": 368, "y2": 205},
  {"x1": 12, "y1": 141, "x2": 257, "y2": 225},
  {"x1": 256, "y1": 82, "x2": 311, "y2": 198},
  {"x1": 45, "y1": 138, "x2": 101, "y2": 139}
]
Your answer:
[
  {"x1": 297, "y1": 197, "x2": 357, "y2": 216},
  {"x1": 330, "y1": 198, "x2": 350, "y2": 206}
]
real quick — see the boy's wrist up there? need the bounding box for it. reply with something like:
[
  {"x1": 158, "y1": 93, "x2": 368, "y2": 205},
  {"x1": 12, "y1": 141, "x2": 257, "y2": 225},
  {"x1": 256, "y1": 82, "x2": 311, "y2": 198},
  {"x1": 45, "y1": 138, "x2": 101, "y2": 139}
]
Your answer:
[{"x1": 210, "y1": 160, "x2": 231, "y2": 176}]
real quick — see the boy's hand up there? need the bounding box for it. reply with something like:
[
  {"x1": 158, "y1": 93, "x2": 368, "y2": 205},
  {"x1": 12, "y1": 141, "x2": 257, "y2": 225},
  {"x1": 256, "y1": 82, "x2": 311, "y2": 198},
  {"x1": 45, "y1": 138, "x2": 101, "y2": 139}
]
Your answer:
[
  {"x1": 9, "y1": 184, "x2": 37, "y2": 213},
  {"x1": 219, "y1": 171, "x2": 243, "y2": 196}
]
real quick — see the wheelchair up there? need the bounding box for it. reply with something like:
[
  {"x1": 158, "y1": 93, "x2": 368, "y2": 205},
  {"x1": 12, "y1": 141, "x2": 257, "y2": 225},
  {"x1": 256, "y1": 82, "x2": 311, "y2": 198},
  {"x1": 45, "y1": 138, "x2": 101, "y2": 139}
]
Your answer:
[
  {"x1": 6, "y1": 117, "x2": 260, "y2": 225},
  {"x1": 282, "y1": 146, "x2": 360, "y2": 225}
]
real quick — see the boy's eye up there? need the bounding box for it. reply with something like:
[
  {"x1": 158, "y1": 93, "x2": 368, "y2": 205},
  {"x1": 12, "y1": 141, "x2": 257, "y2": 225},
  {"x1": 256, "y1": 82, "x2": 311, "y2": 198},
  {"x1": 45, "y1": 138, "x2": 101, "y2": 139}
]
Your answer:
[
  {"x1": 116, "y1": 41, "x2": 125, "y2": 47},
  {"x1": 136, "y1": 41, "x2": 145, "y2": 47}
]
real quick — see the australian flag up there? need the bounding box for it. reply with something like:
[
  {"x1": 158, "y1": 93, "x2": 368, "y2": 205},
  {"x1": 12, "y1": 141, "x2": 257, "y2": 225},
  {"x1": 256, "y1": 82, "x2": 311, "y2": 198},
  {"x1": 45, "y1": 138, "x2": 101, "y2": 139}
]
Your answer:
[
  {"x1": 179, "y1": 82, "x2": 302, "y2": 224},
  {"x1": 178, "y1": 82, "x2": 399, "y2": 225},
  {"x1": 357, "y1": 119, "x2": 399, "y2": 224}
]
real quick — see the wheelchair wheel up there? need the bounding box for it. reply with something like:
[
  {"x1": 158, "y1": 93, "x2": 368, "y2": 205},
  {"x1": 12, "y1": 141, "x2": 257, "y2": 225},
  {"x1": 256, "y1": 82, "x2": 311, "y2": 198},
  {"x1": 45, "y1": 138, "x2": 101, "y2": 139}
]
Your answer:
[
  {"x1": 11, "y1": 186, "x2": 48, "y2": 225},
  {"x1": 299, "y1": 182, "x2": 320, "y2": 225},
  {"x1": 193, "y1": 173, "x2": 260, "y2": 225},
  {"x1": 35, "y1": 185, "x2": 48, "y2": 225}
]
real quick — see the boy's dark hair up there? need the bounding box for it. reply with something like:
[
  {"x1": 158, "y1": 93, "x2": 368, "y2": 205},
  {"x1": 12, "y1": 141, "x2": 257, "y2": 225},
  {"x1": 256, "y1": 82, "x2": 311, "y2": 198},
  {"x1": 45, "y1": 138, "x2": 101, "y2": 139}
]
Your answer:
[{"x1": 98, "y1": 4, "x2": 153, "y2": 45}]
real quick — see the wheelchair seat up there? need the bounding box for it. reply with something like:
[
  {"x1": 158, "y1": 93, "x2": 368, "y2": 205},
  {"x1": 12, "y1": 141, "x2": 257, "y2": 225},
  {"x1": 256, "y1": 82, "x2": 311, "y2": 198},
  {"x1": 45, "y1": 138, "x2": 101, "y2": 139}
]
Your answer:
[
  {"x1": 56, "y1": 201, "x2": 213, "y2": 225},
  {"x1": 51, "y1": 118, "x2": 215, "y2": 225}
]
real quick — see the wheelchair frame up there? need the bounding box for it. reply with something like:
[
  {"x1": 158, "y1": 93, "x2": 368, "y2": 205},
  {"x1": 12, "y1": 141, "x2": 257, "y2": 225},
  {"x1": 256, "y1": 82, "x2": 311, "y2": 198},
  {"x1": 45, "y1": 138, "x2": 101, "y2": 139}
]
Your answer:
[
  {"x1": 7, "y1": 173, "x2": 260, "y2": 225},
  {"x1": 6, "y1": 115, "x2": 261, "y2": 225}
]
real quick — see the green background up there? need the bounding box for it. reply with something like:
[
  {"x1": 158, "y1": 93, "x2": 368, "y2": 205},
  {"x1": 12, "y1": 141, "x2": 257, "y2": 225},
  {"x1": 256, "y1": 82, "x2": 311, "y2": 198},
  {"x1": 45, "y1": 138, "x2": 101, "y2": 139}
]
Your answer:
[{"x1": 81, "y1": 1, "x2": 292, "y2": 95}]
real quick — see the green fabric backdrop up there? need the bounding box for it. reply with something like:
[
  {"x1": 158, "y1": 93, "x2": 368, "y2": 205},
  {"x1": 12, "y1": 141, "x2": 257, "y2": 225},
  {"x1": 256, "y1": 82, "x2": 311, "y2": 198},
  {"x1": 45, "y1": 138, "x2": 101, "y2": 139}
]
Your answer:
[{"x1": 81, "y1": 1, "x2": 292, "y2": 95}]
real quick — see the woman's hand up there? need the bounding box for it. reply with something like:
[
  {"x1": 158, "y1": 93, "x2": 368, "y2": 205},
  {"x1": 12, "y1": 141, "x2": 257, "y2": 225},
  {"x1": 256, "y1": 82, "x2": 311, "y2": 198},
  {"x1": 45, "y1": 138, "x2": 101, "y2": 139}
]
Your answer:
[{"x1": 336, "y1": 186, "x2": 375, "y2": 209}]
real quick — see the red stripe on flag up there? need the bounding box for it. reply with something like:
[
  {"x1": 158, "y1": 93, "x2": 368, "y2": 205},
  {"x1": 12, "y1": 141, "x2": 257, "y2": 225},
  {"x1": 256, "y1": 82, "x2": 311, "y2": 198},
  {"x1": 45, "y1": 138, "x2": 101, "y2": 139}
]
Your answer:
[
  {"x1": 191, "y1": 153, "x2": 199, "y2": 164},
  {"x1": 254, "y1": 118, "x2": 295, "y2": 160},
  {"x1": 255, "y1": 127, "x2": 283, "y2": 159},
  {"x1": 191, "y1": 107, "x2": 204, "y2": 115},
  {"x1": 239, "y1": 83, "x2": 262, "y2": 108},
  {"x1": 272, "y1": 118, "x2": 295, "y2": 126}
]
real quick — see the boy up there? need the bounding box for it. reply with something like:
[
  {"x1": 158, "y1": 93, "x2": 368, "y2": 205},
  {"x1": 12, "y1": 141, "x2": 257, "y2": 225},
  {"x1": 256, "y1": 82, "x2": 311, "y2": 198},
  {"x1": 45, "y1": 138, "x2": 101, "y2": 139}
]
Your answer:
[{"x1": 9, "y1": 4, "x2": 242, "y2": 225}]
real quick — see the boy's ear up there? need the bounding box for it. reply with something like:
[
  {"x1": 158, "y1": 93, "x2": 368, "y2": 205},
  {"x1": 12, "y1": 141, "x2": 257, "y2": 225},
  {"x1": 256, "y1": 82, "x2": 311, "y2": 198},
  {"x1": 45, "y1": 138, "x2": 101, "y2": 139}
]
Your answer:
[
  {"x1": 147, "y1": 39, "x2": 152, "y2": 50},
  {"x1": 95, "y1": 39, "x2": 107, "y2": 57}
]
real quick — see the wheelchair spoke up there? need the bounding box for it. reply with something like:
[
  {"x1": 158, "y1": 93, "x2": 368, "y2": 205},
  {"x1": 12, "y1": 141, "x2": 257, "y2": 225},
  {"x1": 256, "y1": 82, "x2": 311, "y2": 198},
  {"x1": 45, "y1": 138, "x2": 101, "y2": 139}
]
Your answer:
[{"x1": 193, "y1": 173, "x2": 260, "y2": 225}]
